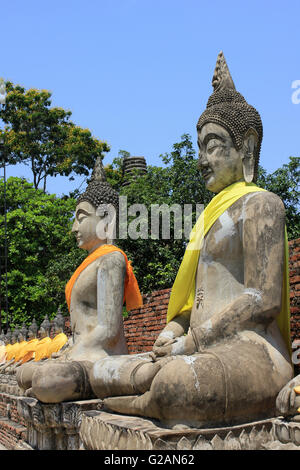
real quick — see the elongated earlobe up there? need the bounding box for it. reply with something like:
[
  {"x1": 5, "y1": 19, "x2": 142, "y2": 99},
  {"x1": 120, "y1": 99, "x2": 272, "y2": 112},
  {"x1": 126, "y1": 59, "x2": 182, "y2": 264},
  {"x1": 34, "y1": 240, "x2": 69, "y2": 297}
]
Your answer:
[{"x1": 242, "y1": 129, "x2": 258, "y2": 183}]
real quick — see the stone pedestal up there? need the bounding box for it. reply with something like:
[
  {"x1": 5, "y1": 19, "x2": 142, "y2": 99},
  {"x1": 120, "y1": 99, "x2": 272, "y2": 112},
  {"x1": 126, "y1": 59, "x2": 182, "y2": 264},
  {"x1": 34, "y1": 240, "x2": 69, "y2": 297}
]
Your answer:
[
  {"x1": 79, "y1": 410, "x2": 278, "y2": 450},
  {"x1": 264, "y1": 417, "x2": 300, "y2": 449},
  {"x1": 17, "y1": 397, "x2": 103, "y2": 450}
]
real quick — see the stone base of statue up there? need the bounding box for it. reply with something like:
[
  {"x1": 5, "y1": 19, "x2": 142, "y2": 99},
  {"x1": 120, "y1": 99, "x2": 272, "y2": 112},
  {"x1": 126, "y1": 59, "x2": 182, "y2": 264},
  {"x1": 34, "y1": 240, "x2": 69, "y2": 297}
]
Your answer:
[
  {"x1": 78, "y1": 410, "x2": 299, "y2": 450},
  {"x1": 17, "y1": 396, "x2": 103, "y2": 450}
]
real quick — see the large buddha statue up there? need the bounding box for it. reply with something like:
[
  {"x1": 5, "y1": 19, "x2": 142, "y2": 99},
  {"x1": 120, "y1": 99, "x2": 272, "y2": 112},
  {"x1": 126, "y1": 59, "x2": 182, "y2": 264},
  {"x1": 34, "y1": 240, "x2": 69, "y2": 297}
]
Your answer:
[
  {"x1": 17, "y1": 157, "x2": 142, "y2": 402},
  {"x1": 82, "y1": 52, "x2": 293, "y2": 428}
]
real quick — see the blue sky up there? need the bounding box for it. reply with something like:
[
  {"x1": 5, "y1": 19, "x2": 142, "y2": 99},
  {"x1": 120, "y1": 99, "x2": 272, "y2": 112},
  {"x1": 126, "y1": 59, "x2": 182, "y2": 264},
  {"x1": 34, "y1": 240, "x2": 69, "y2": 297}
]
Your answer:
[{"x1": 1, "y1": 0, "x2": 299, "y2": 196}]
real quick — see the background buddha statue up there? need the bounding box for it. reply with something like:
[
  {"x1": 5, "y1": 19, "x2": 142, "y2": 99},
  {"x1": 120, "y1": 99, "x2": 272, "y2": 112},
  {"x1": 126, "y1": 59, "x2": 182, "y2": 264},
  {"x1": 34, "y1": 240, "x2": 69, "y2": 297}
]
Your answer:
[
  {"x1": 85, "y1": 52, "x2": 293, "y2": 428},
  {"x1": 17, "y1": 157, "x2": 142, "y2": 402},
  {"x1": 0, "y1": 334, "x2": 6, "y2": 365},
  {"x1": 1, "y1": 327, "x2": 21, "y2": 373},
  {"x1": 16, "y1": 316, "x2": 52, "y2": 393},
  {"x1": 46, "y1": 310, "x2": 68, "y2": 359}
]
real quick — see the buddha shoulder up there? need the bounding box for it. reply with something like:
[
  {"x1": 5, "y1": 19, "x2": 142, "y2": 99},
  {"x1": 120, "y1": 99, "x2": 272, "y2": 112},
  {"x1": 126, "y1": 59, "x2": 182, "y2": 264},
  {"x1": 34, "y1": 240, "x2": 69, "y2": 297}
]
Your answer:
[
  {"x1": 95, "y1": 250, "x2": 126, "y2": 272},
  {"x1": 241, "y1": 190, "x2": 285, "y2": 222}
]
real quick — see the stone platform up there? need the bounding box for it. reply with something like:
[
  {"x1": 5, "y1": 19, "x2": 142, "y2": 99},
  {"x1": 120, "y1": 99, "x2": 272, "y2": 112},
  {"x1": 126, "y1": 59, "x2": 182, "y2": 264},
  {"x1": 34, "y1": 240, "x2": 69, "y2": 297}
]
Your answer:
[
  {"x1": 17, "y1": 397, "x2": 103, "y2": 450},
  {"x1": 79, "y1": 410, "x2": 299, "y2": 450}
]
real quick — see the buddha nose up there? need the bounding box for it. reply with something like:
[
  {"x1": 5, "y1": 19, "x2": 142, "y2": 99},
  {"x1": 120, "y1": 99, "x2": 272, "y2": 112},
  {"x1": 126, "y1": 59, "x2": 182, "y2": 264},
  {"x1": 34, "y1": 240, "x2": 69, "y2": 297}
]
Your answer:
[
  {"x1": 198, "y1": 151, "x2": 208, "y2": 169},
  {"x1": 71, "y1": 220, "x2": 78, "y2": 233}
]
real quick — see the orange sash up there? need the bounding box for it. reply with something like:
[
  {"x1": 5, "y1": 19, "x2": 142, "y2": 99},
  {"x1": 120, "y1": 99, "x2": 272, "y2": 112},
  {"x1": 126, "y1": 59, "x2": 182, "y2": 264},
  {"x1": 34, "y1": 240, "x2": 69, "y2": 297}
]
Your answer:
[{"x1": 65, "y1": 244, "x2": 143, "y2": 312}]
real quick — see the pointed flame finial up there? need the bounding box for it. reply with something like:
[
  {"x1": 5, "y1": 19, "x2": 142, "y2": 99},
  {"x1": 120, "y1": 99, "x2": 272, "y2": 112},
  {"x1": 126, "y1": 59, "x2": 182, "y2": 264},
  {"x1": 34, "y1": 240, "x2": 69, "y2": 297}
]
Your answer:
[
  {"x1": 91, "y1": 156, "x2": 106, "y2": 183},
  {"x1": 211, "y1": 51, "x2": 236, "y2": 92}
]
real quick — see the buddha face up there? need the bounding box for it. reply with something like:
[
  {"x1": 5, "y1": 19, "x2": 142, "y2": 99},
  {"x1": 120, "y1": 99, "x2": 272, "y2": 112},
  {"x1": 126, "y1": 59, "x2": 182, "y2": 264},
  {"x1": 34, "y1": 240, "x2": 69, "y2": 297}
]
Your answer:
[
  {"x1": 28, "y1": 330, "x2": 34, "y2": 340},
  {"x1": 72, "y1": 201, "x2": 107, "y2": 252},
  {"x1": 39, "y1": 327, "x2": 47, "y2": 339},
  {"x1": 197, "y1": 122, "x2": 244, "y2": 193}
]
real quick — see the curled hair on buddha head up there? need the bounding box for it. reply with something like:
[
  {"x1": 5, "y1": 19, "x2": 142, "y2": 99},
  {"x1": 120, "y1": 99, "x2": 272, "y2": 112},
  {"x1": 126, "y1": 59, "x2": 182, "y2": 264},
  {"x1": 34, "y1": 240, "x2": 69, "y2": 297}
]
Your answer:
[
  {"x1": 197, "y1": 51, "x2": 263, "y2": 182},
  {"x1": 77, "y1": 157, "x2": 119, "y2": 240}
]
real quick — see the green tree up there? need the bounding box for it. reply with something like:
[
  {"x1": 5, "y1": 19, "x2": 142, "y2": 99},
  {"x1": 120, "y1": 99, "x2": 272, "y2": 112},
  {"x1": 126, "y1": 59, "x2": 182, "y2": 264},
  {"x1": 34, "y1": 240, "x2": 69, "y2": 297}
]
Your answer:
[
  {"x1": 257, "y1": 156, "x2": 300, "y2": 240},
  {"x1": 0, "y1": 81, "x2": 110, "y2": 191},
  {"x1": 0, "y1": 177, "x2": 84, "y2": 329}
]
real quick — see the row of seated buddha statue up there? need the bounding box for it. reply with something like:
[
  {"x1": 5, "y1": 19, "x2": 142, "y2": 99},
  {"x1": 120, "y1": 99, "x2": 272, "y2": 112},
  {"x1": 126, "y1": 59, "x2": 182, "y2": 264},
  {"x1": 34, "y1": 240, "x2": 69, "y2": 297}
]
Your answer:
[
  {"x1": 14, "y1": 51, "x2": 300, "y2": 427},
  {"x1": 0, "y1": 313, "x2": 68, "y2": 378}
]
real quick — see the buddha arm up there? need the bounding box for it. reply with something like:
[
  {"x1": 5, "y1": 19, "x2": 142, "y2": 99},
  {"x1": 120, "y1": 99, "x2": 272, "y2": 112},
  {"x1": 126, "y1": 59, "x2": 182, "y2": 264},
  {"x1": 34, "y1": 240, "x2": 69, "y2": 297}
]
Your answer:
[
  {"x1": 69, "y1": 251, "x2": 126, "y2": 360},
  {"x1": 191, "y1": 192, "x2": 286, "y2": 349}
]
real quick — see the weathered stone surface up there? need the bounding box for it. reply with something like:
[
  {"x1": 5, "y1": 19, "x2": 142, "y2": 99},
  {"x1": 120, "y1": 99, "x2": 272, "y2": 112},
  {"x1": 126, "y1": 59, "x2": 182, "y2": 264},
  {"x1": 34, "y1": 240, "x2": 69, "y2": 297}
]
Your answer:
[
  {"x1": 79, "y1": 410, "x2": 277, "y2": 450},
  {"x1": 17, "y1": 397, "x2": 103, "y2": 450}
]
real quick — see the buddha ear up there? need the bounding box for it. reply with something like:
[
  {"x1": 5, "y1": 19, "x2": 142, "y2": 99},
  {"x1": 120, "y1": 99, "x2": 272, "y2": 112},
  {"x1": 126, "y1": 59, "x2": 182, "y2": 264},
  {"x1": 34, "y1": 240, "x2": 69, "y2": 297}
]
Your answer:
[{"x1": 242, "y1": 128, "x2": 258, "y2": 183}]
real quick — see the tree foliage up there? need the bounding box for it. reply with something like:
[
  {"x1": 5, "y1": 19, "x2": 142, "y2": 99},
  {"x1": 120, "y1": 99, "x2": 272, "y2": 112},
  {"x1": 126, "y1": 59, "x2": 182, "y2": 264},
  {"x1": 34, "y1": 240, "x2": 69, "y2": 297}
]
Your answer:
[
  {"x1": 0, "y1": 82, "x2": 110, "y2": 191},
  {"x1": 0, "y1": 177, "x2": 83, "y2": 329}
]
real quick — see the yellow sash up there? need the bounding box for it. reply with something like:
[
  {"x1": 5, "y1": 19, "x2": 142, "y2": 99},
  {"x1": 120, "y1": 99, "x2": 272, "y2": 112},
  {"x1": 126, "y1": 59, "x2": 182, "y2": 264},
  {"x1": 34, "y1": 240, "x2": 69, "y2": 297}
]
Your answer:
[
  {"x1": 65, "y1": 244, "x2": 143, "y2": 312},
  {"x1": 13, "y1": 341, "x2": 28, "y2": 363},
  {"x1": 6, "y1": 342, "x2": 21, "y2": 361},
  {"x1": 34, "y1": 336, "x2": 52, "y2": 362},
  {"x1": 19, "y1": 338, "x2": 40, "y2": 364},
  {"x1": 46, "y1": 332, "x2": 68, "y2": 358},
  {"x1": 167, "y1": 182, "x2": 291, "y2": 354}
]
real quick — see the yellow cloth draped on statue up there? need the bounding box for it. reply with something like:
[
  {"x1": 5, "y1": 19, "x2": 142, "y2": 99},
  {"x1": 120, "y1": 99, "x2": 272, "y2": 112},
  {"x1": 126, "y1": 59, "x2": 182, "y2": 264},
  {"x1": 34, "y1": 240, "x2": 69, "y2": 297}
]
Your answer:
[
  {"x1": 19, "y1": 338, "x2": 40, "y2": 364},
  {"x1": 0, "y1": 344, "x2": 6, "y2": 364},
  {"x1": 4, "y1": 344, "x2": 12, "y2": 362},
  {"x1": 34, "y1": 337, "x2": 52, "y2": 362},
  {"x1": 13, "y1": 341, "x2": 28, "y2": 363},
  {"x1": 6, "y1": 342, "x2": 21, "y2": 362},
  {"x1": 46, "y1": 332, "x2": 68, "y2": 358},
  {"x1": 65, "y1": 244, "x2": 143, "y2": 313},
  {"x1": 167, "y1": 181, "x2": 291, "y2": 355}
]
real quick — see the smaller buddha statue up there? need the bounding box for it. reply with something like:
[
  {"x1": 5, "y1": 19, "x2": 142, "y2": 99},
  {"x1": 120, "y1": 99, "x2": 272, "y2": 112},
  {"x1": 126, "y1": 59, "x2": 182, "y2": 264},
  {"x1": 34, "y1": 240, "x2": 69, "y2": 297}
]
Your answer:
[
  {"x1": 17, "y1": 157, "x2": 142, "y2": 402},
  {"x1": 0, "y1": 328, "x2": 21, "y2": 372},
  {"x1": 34, "y1": 315, "x2": 52, "y2": 361},
  {"x1": 2, "y1": 329, "x2": 12, "y2": 364},
  {"x1": 16, "y1": 316, "x2": 52, "y2": 394},
  {"x1": 46, "y1": 311, "x2": 68, "y2": 359},
  {"x1": 18, "y1": 320, "x2": 40, "y2": 365},
  {"x1": 0, "y1": 334, "x2": 6, "y2": 365}
]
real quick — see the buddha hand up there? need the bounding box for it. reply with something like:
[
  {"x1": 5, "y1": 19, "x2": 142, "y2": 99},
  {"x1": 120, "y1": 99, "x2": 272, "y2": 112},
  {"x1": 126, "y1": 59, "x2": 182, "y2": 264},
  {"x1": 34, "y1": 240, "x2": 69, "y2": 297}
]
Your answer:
[{"x1": 276, "y1": 375, "x2": 300, "y2": 416}]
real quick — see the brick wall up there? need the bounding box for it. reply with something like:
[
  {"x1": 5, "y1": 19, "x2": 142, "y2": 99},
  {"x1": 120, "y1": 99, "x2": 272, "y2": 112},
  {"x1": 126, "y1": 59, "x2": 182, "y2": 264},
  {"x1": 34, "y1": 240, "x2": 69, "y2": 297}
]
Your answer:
[
  {"x1": 0, "y1": 393, "x2": 27, "y2": 449},
  {"x1": 123, "y1": 289, "x2": 170, "y2": 354}
]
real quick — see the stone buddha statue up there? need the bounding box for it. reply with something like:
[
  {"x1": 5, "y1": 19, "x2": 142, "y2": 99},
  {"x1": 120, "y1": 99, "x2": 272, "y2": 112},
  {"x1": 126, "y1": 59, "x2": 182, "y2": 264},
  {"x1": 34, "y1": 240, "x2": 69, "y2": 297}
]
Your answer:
[
  {"x1": 16, "y1": 316, "x2": 52, "y2": 393},
  {"x1": 0, "y1": 327, "x2": 20, "y2": 371},
  {"x1": 82, "y1": 52, "x2": 293, "y2": 428},
  {"x1": 46, "y1": 310, "x2": 68, "y2": 359},
  {"x1": 0, "y1": 334, "x2": 6, "y2": 365},
  {"x1": 17, "y1": 157, "x2": 142, "y2": 402}
]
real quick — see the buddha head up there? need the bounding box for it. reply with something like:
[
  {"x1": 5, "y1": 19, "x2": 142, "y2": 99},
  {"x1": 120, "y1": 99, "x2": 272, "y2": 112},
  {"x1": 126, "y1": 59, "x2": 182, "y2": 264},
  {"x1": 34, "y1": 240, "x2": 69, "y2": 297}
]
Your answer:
[
  {"x1": 19, "y1": 324, "x2": 28, "y2": 342},
  {"x1": 53, "y1": 309, "x2": 65, "y2": 335},
  {"x1": 11, "y1": 328, "x2": 20, "y2": 344},
  {"x1": 197, "y1": 52, "x2": 263, "y2": 193},
  {"x1": 39, "y1": 315, "x2": 50, "y2": 339},
  {"x1": 72, "y1": 157, "x2": 119, "y2": 252},
  {"x1": 28, "y1": 319, "x2": 38, "y2": 340},
  {"x1": 5, "y1": 328, "x2": 12, "y2": 345}
]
